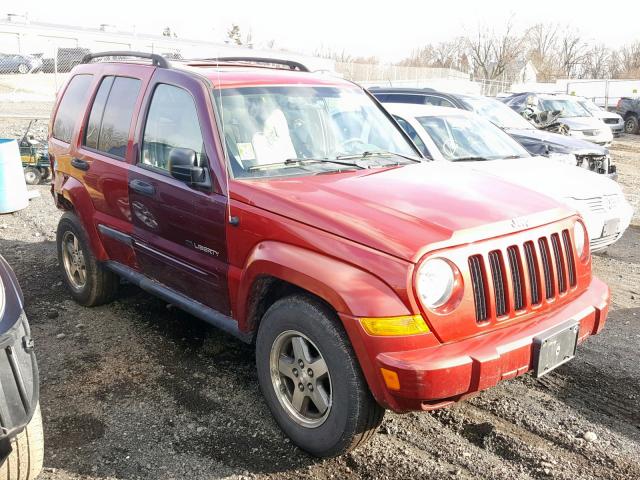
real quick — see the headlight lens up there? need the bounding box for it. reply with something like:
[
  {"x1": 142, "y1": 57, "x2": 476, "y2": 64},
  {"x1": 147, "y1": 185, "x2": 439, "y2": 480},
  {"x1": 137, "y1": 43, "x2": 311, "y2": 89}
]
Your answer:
[
  {"x1": 416, "y1": 258, "x2": 455, "y2": 309},
  {"x1": 573, "y1": 221, "x2": 588, "y2": 260}
]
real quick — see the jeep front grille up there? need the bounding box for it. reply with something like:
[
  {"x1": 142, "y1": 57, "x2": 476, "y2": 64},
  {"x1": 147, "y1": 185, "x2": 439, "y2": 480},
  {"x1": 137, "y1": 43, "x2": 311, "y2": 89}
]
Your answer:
[{"x1": 469, "y1": 229, "x2": 577, "y2": 322}]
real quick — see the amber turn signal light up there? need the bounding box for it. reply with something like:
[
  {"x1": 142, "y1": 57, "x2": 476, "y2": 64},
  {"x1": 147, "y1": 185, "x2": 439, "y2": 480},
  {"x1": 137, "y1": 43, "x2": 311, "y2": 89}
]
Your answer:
[
  {"x1": 359, "y1": 315, "x2": 429, "y2": 336},
  {"x1": 380, "y1": 368, "x2": 401, "y2": 391}
]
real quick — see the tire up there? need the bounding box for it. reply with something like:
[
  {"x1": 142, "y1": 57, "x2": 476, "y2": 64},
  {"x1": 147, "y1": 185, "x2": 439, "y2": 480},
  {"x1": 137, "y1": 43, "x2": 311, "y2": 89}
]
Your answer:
[
  {"x1": 17, "y1": 64, "x2": 29, "y2": 74},
  {"x1": 256, "y1": 295, "x2": 384, "y2": 457},
  {"x1": 56, "y1": 212, "x2": 119, "y2": 306},
  {"x1": 624, "y1": 115, "x2": 639, "y2": 134},
  {"x1": 0, "y1": 404, "x2": 44, "y2": 480},
  {"x1": 39, "y1": 168, "x2": 50, "y2": 181},
  {"x1": 22, "y1": 167, "x2": 41, "y2": 186}
]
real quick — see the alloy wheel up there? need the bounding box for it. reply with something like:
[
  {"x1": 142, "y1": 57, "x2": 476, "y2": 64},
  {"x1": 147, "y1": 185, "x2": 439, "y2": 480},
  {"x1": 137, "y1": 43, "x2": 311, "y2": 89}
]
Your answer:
[
  {"x1": 61, "y1": 231, "x2": 87, "y2": 290},
  {"x1": 269, "y1": 330, "x2": 332, "y2": 428}
]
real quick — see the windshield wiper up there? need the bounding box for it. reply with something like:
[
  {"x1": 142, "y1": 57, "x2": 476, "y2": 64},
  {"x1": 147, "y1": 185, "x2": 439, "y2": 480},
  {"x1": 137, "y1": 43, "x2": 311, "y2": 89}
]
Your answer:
[
  {"x1": 248, "y1": 158, "x2": 366, "y2": 172},
  {"x1": 452, "y1": 156, "x2": 493, "y2": 162},
  {"x1": 336, "y1": 150, "x2": 424, "y2": 163}
]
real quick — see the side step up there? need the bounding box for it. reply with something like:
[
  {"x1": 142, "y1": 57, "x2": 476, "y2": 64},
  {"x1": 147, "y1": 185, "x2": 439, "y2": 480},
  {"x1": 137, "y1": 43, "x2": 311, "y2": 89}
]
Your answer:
[{"x1": 104, "y1": 261, "x2": 253, "y2": 343}]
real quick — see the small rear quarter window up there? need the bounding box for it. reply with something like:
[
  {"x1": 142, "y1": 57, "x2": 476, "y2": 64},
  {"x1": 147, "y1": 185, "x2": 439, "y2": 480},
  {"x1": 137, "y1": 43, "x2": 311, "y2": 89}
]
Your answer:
[{"x1": 52, "y1": 74, "x2": 93, "y2": 143}]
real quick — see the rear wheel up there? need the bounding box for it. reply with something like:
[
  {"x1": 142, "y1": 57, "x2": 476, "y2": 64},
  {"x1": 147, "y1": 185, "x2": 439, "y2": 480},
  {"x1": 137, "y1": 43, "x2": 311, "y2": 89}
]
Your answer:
[
  {"x1": 56, "y1": 212, "x2": 119, "y2": 306},
  {"x1": 256, "y1": 295, "x2": 384, "y2": 457},
  {"x1": 624, "y1": 115, "x2": 639, "y2": 134},
  {"x1": 22, "y1": 167, "x2": 41, "y2": 186},
  {"x1": 0, "y1": 404, "x2": 44, "y2": 480}
]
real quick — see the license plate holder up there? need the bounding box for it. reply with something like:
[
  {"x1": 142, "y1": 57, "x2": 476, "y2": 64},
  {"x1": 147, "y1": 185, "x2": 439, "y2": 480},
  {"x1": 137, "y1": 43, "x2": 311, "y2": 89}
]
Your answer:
[
  {"x1": 533, "y1": 321, "x2": 579, "y2": 378},
  {"x1": 602, "y1": 217, "x2": 620, "y2": 237}
]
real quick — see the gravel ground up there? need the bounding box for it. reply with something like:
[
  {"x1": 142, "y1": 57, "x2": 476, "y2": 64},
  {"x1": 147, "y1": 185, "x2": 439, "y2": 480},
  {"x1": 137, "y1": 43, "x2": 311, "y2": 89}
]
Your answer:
[{"x1": 0, "y1": 116, "x2": 638, "y2": 480}]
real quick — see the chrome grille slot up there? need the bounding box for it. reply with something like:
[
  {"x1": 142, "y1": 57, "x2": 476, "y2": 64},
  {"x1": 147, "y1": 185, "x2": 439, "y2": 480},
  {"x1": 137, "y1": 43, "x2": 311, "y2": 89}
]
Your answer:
[
  {"x1": 524, "y1": 241, "x2": 540, "y2": 305},
  {"x1": 562, "y1": 230, "x2": 577, "y2": 287},
  {"x1": 551, "y1": 233, "x2": 567, "y2": 293},
  {"x1": 507, "y1": 246, "x2": 525, "y2": 311},
  {"x1": 469, "y1": 255, "x2": 488, "y2": 322},
  {"x1": 538, "y1": 237, "x2": 555, "y2": 300},
  {"x1": 488, "y1": 250, "x2": 508, "y2": 317}
]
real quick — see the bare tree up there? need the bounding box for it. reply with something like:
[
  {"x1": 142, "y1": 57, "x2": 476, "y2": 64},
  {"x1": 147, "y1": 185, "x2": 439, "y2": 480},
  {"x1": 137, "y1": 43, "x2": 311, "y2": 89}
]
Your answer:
[
  {"x1": 466, "y1": 21, "x2": 525, "y2": 80},
  {"x1": 524, "y1": 23, "x2": 559, "y2": 80},
  {"x1": 582, "y1": 44, "x2": 612, "y2": 79},
  {"x1": 615, "y1": 41, "x2": 640, "y2": 78},
  {"x1": 557, "y1": 29, "x2": 588, "y2": 77}
]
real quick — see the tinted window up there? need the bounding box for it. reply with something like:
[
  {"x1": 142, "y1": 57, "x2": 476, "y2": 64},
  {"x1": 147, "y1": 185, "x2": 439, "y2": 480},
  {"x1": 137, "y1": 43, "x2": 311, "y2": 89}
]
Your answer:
[
  {"x1": 84, "y1": 76, "x2": 114, "y2": 150},
  {"x1": 95, "y1": 77, "x2": 141, "y2": 158},
  {"x1": 387, "y1": 94, "x2": 424, "y2": 104},
  {"x1": 52, "y1": 74, "x2": 93, "y2": 143},
  {"x1": 423, "y1": 95, "x2": 456, "y2": 108},
  {"x1": 142, "y1": 84, "x2": 205, "y2": 172}
]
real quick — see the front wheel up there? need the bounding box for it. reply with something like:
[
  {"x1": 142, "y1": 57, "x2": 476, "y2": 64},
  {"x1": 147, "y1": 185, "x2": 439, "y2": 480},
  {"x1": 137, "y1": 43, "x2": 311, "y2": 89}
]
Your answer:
[
  {"x1": 0, "y1": 404, "x2": 44, "y2": 480},
  {"x1": 23, "y1": 167, "x2": 41, "y2": 186},
  {"x1": 256, "y1": 295, "x2": 384, "y2": 457}
]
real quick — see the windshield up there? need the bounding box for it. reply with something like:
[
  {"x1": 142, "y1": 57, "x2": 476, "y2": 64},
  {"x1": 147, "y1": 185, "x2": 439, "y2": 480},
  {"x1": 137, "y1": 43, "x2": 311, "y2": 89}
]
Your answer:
[
  {"x1": 416, "y1": 113, "x2": 529, "y2": 161},
  {"x1": 578, "y1": 99, "x2": 601, "y2": 114},
  {"x1": 540, "y1": 98, "x2": 591, "y2": 117},
  {"x1": 213, "y1": 85, "x2": 418, "y2": 179},
  {"x1": 463, "y1": 95, "x2": 535, "y2": 130}
]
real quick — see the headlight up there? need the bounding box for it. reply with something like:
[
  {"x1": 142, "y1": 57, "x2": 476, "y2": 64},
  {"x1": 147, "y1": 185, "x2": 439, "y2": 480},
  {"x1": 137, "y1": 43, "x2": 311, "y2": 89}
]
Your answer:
[
  {"x1": 573, "y1": 221, "x2": 588, "y2": 261},
  {"x1": 416, "y1": 258, "x2": 455, "y2": 309},
  {"x1": 548, "y1": 152, "x2": 577, "y2": 166}
]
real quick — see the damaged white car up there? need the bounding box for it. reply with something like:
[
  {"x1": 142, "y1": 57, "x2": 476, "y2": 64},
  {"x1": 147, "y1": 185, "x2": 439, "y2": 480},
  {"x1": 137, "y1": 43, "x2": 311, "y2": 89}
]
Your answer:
[{"x1": 388, "y1": 103, "x2": 634, "y2": 251}]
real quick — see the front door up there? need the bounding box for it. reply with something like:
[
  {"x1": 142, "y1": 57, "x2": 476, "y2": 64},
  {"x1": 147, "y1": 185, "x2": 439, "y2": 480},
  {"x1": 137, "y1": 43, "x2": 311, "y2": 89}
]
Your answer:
[{"x1": 128, "y1": 69, "x2": 230, "y2": 315}]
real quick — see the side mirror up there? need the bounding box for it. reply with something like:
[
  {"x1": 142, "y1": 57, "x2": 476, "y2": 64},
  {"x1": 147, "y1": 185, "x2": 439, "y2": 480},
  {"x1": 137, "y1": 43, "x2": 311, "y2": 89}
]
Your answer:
[{"x1": 168, "y1": 148, "x2": 207, "y2": 185}]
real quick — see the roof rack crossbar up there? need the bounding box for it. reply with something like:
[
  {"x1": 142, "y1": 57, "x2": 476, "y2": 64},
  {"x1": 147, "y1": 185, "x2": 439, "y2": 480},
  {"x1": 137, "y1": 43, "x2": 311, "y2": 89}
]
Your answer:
[
  {"x1": 201, "y1": 57, "x2": 309, "y2": 72},
  {"x1": 81, "y1": 51, "x2": 169, "y2": 68}
]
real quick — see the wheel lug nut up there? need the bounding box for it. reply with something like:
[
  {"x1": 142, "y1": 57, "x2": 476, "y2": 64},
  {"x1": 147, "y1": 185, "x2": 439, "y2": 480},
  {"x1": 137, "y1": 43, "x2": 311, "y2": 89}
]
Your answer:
[
  {"x1": 292, "y1": 368, "x2": 298, "y2": 377},
  {"x1": 298, "y1": 360, "x2": 304, "y2": 368},
  {"x1": 307, "y1": 368, "x2": 313, "y2": 377},
  {"x1": 298, "y1": 383, "x2": 304, "y2": 391},
  {"x1": 307, "y1": 383, "x2": 313, "y2": 391}
]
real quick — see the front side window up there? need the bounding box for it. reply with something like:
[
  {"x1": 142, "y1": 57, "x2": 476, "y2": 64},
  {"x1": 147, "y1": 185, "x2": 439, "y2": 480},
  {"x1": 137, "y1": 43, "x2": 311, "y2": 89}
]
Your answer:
[
  {"x1": 142, "y1": 84, "x2": 206, "y2": 172},
  {"x1": 53, "y1": 74, "x2": 93, "y2": 143},
  {"x1": 393, "y1": 115, "x2": 429, "y2": 157},
  {"x1": 214, "y1": 86, "x2": 418, "y2": 179},
  {"x1": 416, "y1": 113, "x2": 529, "y2": 161}
]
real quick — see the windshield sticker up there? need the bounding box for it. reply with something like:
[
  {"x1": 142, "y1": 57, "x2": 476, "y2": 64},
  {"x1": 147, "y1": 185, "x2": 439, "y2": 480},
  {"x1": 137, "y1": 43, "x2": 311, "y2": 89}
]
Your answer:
[{"x1": 237, "y1": 143, "x2": 256, "y2": 161}]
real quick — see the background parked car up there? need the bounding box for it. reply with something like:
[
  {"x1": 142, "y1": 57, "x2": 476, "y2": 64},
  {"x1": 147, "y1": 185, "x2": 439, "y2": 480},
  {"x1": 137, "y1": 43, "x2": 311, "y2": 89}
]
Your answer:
[
  {"x1": 371, "y1": 87, "x2": 617, "y2": 178},
  {"x1": 576, "y1": 97, "x2": 624, "y2": 136},
  {"x1": 386, "y1": 103, "x2": 633, "y2": 252},
  {"x1": 501, "y1": 92, "x2": 613, "y2": 146},
  {"x1": 41, "y1": 47, "x2": 91, "y2": 73},
  {"x1": 0, "y1": 254, "x2": 43, "y2": 479},
  {"x1": 0, "y1": 53, "x2": 42, "y2": 74},
  {"x1": 616, "y1": 96, "x2": 640, "y2": 134}
]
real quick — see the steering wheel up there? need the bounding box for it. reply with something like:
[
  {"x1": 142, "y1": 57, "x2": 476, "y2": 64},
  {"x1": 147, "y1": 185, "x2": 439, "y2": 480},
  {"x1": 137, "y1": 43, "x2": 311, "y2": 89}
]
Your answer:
[
  {"x1": 339, "y1": 137, "x2": 368, "y2": 154},
  {"x1": 442, "y1": 138, "x2": 458, "y2": 158}
]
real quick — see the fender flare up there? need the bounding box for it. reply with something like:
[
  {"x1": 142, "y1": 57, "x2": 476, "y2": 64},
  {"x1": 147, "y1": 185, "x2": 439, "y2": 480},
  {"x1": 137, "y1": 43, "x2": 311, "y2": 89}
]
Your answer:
[
  {"x1": 235, "y1": 241, "x2": 411, "y2": 331},
  {"x1": 59, "y1": 176, "x2": 108, "y2": 261}
]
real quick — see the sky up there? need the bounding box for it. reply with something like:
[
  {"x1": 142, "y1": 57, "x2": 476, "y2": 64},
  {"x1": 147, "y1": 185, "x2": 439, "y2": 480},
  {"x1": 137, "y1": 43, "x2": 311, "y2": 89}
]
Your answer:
[{"x1": 6, "y1": 0, "x2": 640, "y2": 62}]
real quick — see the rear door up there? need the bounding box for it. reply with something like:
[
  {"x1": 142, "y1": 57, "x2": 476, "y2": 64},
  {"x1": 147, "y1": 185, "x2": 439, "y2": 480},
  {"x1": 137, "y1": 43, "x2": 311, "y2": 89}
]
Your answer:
[
  {"x1": 128, "y1": 68, "x2": 230, "y2": 314},
  {"x1": 73, "y1": 64, "x2": 154, "y2": 267}
]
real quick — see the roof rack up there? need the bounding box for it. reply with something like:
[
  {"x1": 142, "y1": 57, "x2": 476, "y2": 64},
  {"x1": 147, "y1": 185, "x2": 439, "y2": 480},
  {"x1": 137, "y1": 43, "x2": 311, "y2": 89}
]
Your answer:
[
  {"x1": 197, "y1": 57, "x2": 309, "y2": 72},
  {"x1": 81, "y1": 51, "x2": 169, "y2": 68}
]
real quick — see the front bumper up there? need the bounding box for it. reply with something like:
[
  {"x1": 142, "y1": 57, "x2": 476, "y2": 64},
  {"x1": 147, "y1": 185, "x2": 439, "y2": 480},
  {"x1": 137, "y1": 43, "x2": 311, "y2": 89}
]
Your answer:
[
  {"x1": 0, "y1": 312, "x2": 39, "y2": 441},
  {"x1": 579, "y1": 201, "x2": 634, "y2": 252},
  {"x1": 570, "y1": 130, "x2": 613, "y2": 147},
  {"x1": 370, "y1": 277, "x2": 609, "y2": 412}
]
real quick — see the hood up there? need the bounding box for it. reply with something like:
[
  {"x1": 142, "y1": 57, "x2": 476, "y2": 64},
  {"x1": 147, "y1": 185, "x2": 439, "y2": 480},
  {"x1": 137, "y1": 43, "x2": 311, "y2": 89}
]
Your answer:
[
  {"x1": 594, "y1": 110, "x2": 622, "y2": 121},
  {"x1": 505, "y1": 128, "x2": 607, "y2": 156},
  {"x1": 465, "y1": 157, "x2": 623, "y2": 201},
  {"x1": 235, "y1": 162, "x2": 570, "y2": 262},
  {"x1": 559, "y1": 117, "x2": 607, "y2": 131}
]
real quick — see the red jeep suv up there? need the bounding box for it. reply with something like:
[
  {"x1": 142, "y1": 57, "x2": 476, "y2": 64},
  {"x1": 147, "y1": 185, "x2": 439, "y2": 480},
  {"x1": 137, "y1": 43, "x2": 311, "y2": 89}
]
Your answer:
[{"x1": 49, "y1": 52, "x2": 610, "y2": 457}]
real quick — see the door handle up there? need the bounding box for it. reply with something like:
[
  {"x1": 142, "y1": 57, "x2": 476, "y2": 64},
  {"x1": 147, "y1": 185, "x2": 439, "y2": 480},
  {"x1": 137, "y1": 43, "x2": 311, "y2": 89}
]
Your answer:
[
  {"x1": 71, "y1": 158, "x2": 90, "y2": 171},
  {"x1": 129, "y1": 179, "x2": 156, "y2": 197}
]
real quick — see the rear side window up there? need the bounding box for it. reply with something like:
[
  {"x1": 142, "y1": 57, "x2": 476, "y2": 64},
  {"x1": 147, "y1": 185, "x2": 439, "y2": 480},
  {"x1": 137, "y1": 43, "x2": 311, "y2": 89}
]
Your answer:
[
  {"x1": 141, "y1": 84, "x2": 205, "y2": 172},
  {"x1": 84, "y1": 76, "x2": 141, "y2": 158},
  {"x1": 52, "y1": 74, "x2": 93, "y2": 143},
  {"x1": 387, "y1": 94, "x2": 424, "y2": 104}
]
